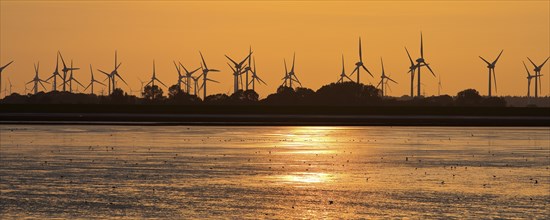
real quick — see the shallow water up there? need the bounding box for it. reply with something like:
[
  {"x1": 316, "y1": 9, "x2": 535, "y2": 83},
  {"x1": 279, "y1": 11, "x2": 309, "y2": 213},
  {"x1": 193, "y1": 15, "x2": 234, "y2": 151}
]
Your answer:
[{"x1": 0, "y1": 125, "x2": 549, "y2": 218}]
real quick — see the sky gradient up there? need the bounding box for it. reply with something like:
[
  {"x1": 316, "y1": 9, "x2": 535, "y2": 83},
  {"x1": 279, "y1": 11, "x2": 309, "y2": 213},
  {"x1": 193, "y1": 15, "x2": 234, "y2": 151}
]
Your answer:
[{"x1": 1, "y1": 1, "x2": 549, "y2": 97}]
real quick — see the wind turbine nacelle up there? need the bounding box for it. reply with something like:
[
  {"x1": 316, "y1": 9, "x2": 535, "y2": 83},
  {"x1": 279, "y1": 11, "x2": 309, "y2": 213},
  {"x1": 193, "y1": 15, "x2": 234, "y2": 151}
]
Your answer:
[
  {"x1": 534, "y1": 67, "x2": 541, "y2": 72},
  {"x1": 416, "y1": 58, "x2": 424, "y2": 63},
  {"x1": 355, "y1": 62, "x2": 362, "y2": 66}
]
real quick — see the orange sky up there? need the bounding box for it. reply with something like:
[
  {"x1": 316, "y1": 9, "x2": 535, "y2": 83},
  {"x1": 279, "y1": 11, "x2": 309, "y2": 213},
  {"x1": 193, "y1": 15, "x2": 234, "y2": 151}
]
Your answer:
[{"x1": 1, "y1": 1, "x2": 549, "y2": 97}]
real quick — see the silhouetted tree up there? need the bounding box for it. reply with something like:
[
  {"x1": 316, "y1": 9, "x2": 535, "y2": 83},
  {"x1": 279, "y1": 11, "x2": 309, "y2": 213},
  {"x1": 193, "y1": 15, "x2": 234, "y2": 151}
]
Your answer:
[
  {"x1": 455, "y1": 89, "x2": 482, "y2": 106},
  {"x1": 168, "y1": 84, "x2": 184, "y2": 99},
  {"x1": 143, "y1": 85, "x2": 164, "y2": 100},
  {"x1": 230, "y1": 90, "x2": 259, "y2": 103},
  {"x1": 205, "y1": 93, "x2": 230, "y2": 104},
  {"x1": 481, "y1": 96, "x2": 507, "y2": 107},
  {"x1": 315, "y1": 82, "x2": 381, "y2": 105}
]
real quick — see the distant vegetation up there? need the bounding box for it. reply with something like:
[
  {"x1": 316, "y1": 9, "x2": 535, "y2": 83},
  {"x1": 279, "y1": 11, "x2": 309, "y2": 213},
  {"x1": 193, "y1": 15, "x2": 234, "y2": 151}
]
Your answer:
[{"x1": 1, "y1": 82, "x2": 548, "y2": 107}]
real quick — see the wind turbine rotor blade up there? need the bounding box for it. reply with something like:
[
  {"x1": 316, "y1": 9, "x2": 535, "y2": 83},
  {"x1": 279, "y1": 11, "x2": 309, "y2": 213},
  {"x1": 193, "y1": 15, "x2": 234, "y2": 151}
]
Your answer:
[
  {"x1": 492, "y1": 49, "x2": 504, "y2": 65},
  {"x1": 386, "y1": 82, "x2": 393, "y2": 92},
  {"x1": 227, "y1": 63, "x2": 236, "y2": 73},
  {"x1": 74, "y1": 79, "x2": 85, "y2": 88},
  {"x1": 1, "y1": 60, "x2": 14, "y2": 69},
  {"x1": 97, "y1": 69, "x2": 110, "y2": 77},
  {"x1": 479, "y1": 56, "x2": 491, "y2": 65},
  {"x1": 405, "y1": 47, "x2": 414, "y2": 66},
  {"x1": 58, "y1": 51, "x2": 67, "y2": 68},
  {"x1": 284, "y1": 59, "x2": 288, "y2": 74},
  {"x1": 376, "y1": 80, "x2": 382, "y2": 88},
  {"x1": 526, "y1": 57, "x2": 537, "y2": 68},
  {"x1": 420, "y1": 32, "x2": 424, "y2": 58},
  {"x1": 199, "y1": 51, "x2": 208, "y2": 69},
  {"x1": 362, "y1": 65, "x2": 373, "y2": 77},
  {"x1": 207, "y1": 78, "x2": 220, "y2": 83},
  {"x1": 387, "y1": 77, "x2": 398, "y2": 84},
  {"x1": 359, "y1": 37, "x2": 363, "y2": 61},
  {"x1": 39, "y1": 81, "x2": 48, "y2": 90},
  {"x1": 209, "y1": 69, "x2": 220, "y2": 72},
  {"x1": 239, "y1": 52, "x2": 253, "y2": 66},
  {"x1": 539, "y1": 57, "x2": 550, "y2": 68},
  {"x1": 345, "y1": 75, "x2": 353, "y2": 81},
  {"x1": 349, "y1": 66, "x2": 358, "y2": 76},
  {"x1": 190, "y1": 67, "x2": 201, "y2": 74},
  {"x1": 225, "y1": 55, "x2": 238, "y2": 66},
  {"x1": 157, "y1": 79, "x2": 168, "y2": 87},
  {"x1": 257, "y1": 76, "x2": 267, "y2": 85},
  {"x1": 424, "y1": 63, "x2": 436, "y2": 76},
  {"x1": 84, "y1": 83, "x2": 92, "y2": 91},
  {"x1": 96, "y1": 80, "x2": 106, "y2": 86},
  {"x1": 116, "y1": 73, "x2": 129, "y2": 86},
  {"x1": 291, "y1": 53, "x2": 296, "y2": 73},
  {"x1": 523, "y1": 61, "x2": 531, "y2": 77}
]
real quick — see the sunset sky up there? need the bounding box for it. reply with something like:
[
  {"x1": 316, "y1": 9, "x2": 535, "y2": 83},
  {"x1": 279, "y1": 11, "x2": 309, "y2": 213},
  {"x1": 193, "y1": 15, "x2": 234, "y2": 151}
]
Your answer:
[{"x1": 1, "y1": 1, "x2": 549, "y2": 97}]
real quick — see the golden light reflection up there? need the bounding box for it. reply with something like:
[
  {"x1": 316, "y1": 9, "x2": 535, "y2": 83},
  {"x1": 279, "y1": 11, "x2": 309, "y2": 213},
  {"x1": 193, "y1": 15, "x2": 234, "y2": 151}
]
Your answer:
[{"x1": 281, "y1": 172, "x2": 333, "y2": 184}]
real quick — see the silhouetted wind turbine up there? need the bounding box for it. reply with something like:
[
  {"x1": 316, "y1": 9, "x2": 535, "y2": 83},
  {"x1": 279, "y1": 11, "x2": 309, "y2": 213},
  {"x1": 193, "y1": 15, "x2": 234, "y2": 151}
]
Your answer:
[
  {"x1": 58, "y1": 51, "x2": 79, "y2": 92},
  {"x1": 479, "y1": 50, "x2": 503, "y2": 97},
  {"x1": 179, "y1": 62, "x2": 200, "y2": 94},
  {"x1": 415, "y1": 32, "x2": 436, "y2": 97},
  {"x1": 45, "y1": 53, "x2": 62, "y2": 91},
  {"x1": 98, "y1": 51, "x2": 127, "y2": 94},
  {"x1": 349, "y1": 37, "x2": 372, "y2": 84},
  {"x1": 523, "y1": 61, "x2": 542, "y2": 98},
  {"x1": 243, "y1": 47, "x2": 253, "y2": 91},
  {"x1": 248, "y1": 58, "x2": 266, "y2": 91},
  {"x1": 225, "y1": 50, "x2": 252, "y2": 93},
  {"x1": 0, "y1": 60, "x2": 14, "y2": 98},
  {"x1": 173, "y1": 61, "x2": 188, "y2": 91},
  {"x1": 84, "y1": 64, "x2": 106, "y2": 95},
  {"x1": 26, "y1": 62, "x2": 49, "y2": 95},
  {"x1": 286, "y1": 53, "x2": 302, "y2": 89},
  {"x1": 146, "y1": 60, "x2": 167, "y2": 88},
  {"x1": 199, "y1": 51, "x2": 220, "y2": 99},
  {"x1": 281, "y1": 59, "x2": 290, "y2": 87},
  {"x1": 337, "y1": 55, "x2": 353, "y2": 83},
  {"x1": 376, "y1": 57, "x2": 397, "y2": 97},
  {"x1": 526, "y1": 56, "x2": 549, "y2": 98},
  {"x1": 62, "y1": 60, "x2": 84, "y2": 93},
  {"x1": 404, "y1": 47, "x2": 421, "y2": 97},
  {"x1": 191, "y1": 75, "x2": 201, "y2": 96},
  {"x1": 437, "y1": 76, "x2": 442, "y2": 96}
]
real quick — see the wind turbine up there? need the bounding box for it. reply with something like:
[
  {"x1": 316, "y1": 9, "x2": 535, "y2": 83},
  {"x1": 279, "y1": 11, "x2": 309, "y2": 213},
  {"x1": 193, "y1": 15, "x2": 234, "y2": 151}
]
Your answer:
[
  {"x1": 26, "y1": 62, "x2": 49, "y2": 95},
  {"x1": 173, "y1": 61, "x2": 188, "y2": 91},
  {"x1": 225, "y1": 50, "x2": 252, "y2": 93},
  {"x1": 404, "y1": 47, "x2": 421, "y2": 97},
  {"x1": 179, "y1": 62, "x2": 200, "y2": 94},
  {"x1": 349, "y1": 37, "x2": 372, "y2": 84},
  {"x1": 146, "y1": 60, "x2": 167, "y2": 89},
  {"x1": 98, "y1": 50, "x2": 127, "y2": 94},
  {"x1": 414, "y1": 32, "x2": 436, "y2": 97},
  {"x1": 523, "y1": 61, "x2": 541, "y2": 98},
  {"x1": 248, "y1": 57, "x2": 266, "y2": 91},
  {"x1": 7, "y1": 78, "x2": 13, "y2": 95},
  {"x1": 62, "y1": 60, "x2": 84, "y2": 93},
  {"x1": 0, "y1": 60, "x2": 14, "y2": 98},
  {"x1": 281, "y1": 59, "x2": 290, "y2": 87},
  {"x1": 337, "y1": 55, "x2": 353, "y2": 83},
  {"x1": 199, "y1": 51, "x2": 220, "y2": 99},
  {"x1": 137, "y1": 77, "x2": 146, "y2": 96},
  {"x1": 376, "y1": 57, "x2": 397, "y2": 97},
  {"x1": 84, "y1": 64, "x2": 106, "y2": 95},
  {"x1": 286, "y1": 53, "x2": 302, "y2": 89},
  {"x1": 479, "y1": 50, "x2": 503, "y2": 97},
  {"x1": 45, "y1": 53, "x2": 62, "y2": 91},
  {"x1": 526, "y1": 56, "x2": 549, "y2": 98},
  {"x1": 437, "y1": 76, "x2": 442, "y2": 96},
  {"x1": 58, "y1": 51, "x2": 79, "y2": 92},
  {"x1": 191, "y1": 75, "x2": 201, "y2": 96},
  {"x1": 242, "y1": 47, "x2": 253, "y2": 91}
]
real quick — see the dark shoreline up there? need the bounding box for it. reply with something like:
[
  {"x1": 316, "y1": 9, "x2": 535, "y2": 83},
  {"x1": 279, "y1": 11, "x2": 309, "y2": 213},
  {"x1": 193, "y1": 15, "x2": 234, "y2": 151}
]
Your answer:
[{"x1": 1, "y1": 104, "x2": 549, "y2": 126}]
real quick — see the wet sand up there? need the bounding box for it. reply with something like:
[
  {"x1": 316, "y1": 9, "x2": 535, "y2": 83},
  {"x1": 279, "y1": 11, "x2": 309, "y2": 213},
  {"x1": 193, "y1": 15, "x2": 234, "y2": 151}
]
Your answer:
[{"x1": 0, "y1": 126, "x2": 549, "y2": 218}]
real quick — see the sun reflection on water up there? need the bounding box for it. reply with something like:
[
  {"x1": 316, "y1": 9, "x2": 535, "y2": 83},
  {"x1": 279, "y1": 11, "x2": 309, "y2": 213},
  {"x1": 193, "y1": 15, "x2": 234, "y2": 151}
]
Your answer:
[{"x1": 281, "y1": 172, "x2": 333, "y2": 184}]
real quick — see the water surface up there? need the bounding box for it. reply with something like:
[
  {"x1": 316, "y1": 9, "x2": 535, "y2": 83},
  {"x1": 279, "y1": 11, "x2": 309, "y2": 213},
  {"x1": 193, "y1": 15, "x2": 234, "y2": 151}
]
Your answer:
[{"x1": 1, "y1": 126, "x2": 548, "y2": 218}]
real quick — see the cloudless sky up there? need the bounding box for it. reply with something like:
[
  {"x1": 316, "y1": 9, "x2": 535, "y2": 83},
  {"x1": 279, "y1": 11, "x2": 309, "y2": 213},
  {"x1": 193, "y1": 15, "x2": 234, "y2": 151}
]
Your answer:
[{"x1": 1, "y1": 1, "x2": 549, "y2": 97}]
